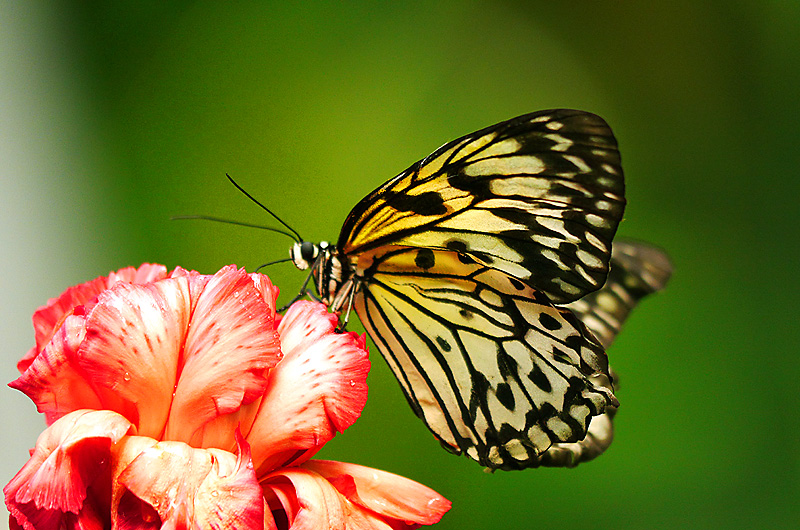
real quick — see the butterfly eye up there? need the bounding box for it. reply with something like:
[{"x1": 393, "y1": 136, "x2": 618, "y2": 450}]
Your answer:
[
  {"x1": 301, "y1": 241, "x2": 318, "y2": 261},
  {"x1": 290, "y1": 241, "x2": 318, "y2": 270}
]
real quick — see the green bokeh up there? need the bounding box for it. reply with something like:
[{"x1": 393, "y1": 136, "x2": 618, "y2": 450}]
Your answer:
[{"x1": 4, "y1": 2, "x2": 798, "y2": 528}]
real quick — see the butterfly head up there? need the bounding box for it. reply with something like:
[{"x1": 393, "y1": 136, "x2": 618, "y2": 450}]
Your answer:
[{"x1": 290, "y1": 241, "x2": 347, "y2": 307}]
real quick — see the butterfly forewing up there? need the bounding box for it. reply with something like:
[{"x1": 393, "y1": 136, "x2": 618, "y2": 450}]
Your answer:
[
  {"x1": 338, "y1": 109, "x2": 626, "y2": 304},
  {"x1": 353, "y1": 246, "x2": 616, "y2": 470}
]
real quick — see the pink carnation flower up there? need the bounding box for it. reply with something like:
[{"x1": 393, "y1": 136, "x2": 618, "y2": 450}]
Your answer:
[{"x1": 6, "y1": 264, "x2": 450, "y2": 529}]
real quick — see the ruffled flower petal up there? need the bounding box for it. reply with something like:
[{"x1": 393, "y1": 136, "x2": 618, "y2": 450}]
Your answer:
[
  {"x1": 263, "y1": 466, "x2": 443, "y2": 530},
  {"x1": 302, "y1": 460, "x2": 450, "y2": 527},
  {"x1": 166, "y1": 266, "x2": 282, "y2": 448},
  {"x1": 23, "y1": 264, "x2": 168, "y2": 373},
  {"x1": 10, "y1": 315, "x2": 100, "y2": 424},
  {"x1": 115, "y1": 433, "x2": 265, "y2": 529},
  {"x1": 262, "y1": 467, "x2": 354, "y2": 530},
  {"x1": 247, "y1": 302, "x2": 369, "y2": 474},
  {"x1": 77, "y1": 278, "x2": 193, "y2": 438},
  {"x1": 4, "y1": 410, "x2": 134, "y2": 530}
]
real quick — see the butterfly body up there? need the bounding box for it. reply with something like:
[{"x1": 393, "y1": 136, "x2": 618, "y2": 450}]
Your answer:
[{"x1": 289, "y1": 109, "x2": 670, "y2": 470}]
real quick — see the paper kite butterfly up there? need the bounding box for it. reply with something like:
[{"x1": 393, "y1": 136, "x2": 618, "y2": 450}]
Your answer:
[{"x1": 264, "y1": 109, "x2": 670, "y2": 470}]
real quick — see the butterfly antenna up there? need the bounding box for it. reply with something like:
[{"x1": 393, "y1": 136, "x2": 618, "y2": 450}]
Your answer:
[
  {"x1": 171, "y1": 215, "x2": 298, "y2": 241},
  {"x1": 254, "y1": 257, "x2": 293, "y2": 273},
  {"x1": 226, "y1": 174, "x2": 303, "y2": 242}
]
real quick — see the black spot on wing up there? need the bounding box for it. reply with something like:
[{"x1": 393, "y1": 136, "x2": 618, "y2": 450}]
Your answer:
[
  {"x1": 445, "y1": 239, "x2": 468, "y2": 253},
  {"x1": 551, "y1": 346, "x2": 572, "y2": 364},
  {"x1": 564, "y1": 334, "x2": 584, "y2": 351},
  {"x1": 415, "y1": 249, "x2": 436, "y2": 269},
  {"x1": 436, "y1": 336, "x2": 452, "y2": 352},
  {"x1": 538, "y1": 312, "x2": 562, "y2": 331},
  {"x1": 529, "y1": 364, "x2": 552, "y2": 393},
  {"x1": 445, "y1": 239, "x2": 476, "y2": 264},
  {"x1": 509, "y1": 277, "x2": 526, "y2": 291},
  {"x1": 389, "y1": 190, "x2": 448, "y2": 215},
  {"x1": 469, "y1": 371, "x2": 490, "y2": 423},
  {"x1": 472, "y1": 251, "x2": 494, "y2": 264},
  {"x1": 496, "y1": 348, "x2": 518, "y2": 379},
  {"x1": 496, "y1": 382, "x2": 516, "y2": 410}
]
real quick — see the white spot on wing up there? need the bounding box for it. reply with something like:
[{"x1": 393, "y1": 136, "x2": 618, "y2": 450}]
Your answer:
[
  {"x1": 564, "y1": 155, "x2": 591, "y2": 173},
  {"x1": 488, "y1": 446, "x2": 503, "y2": 465},
  {"x1": 469, "y1": 138, "x2": 521, "y2": 159},
  {"x1": 576, "y1": 249, "x2": 603, "y2": 269},
  {"x1": 544, "y1": 133, "x2": 573, "y2": 152},
  {"x1": 602, "y1": 163, "x2": 619, "y2": 175},
  {"x1": 465, "y1": 155, "x2": 546, "y2": 176},
  {"x1": 546, "y1": 417, "x2": 572, "y2": 439},
  {"x1": 526, "y1": 425, "x2": 550, "y2": 453},
  {"x1": 504, "y1": 439, "x2": 530, "y2": 460},
  {"x1": 585, "y1": 214, "x2": 607, "y2": 228}
]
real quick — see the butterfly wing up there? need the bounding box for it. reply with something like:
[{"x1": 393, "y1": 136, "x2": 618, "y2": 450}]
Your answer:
[
  {"x1": 564, "y1": 239, "x2": 673, "y2": 349},
  {"x1": 536, "y1": 240, "x2": 672, "y2": 467},
  {"x1": 352, "y1": 246, "x2": 616, "y2": 470},
  {"x1": 339, "y1": 109, "x2": 626, "y2": 304}
]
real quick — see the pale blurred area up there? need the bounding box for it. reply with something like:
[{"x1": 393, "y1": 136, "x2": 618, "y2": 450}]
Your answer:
[{"x1": 1, "y1": 5, "x2": 121, "y2": 519}]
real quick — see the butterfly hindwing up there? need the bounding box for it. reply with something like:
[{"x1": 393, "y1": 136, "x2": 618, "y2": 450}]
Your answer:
[
  {"x1": 564, "y1": 239, "x2": 673, "y2": 350},
  {"x1": 339, "y1": 109, "x2": 626, "y2": 304},
  {"x1": 536, "y1": 240, "x2": 672, "y2": 467},
  {"x1": 352, "y1": 246, "x2": 616, "y2": 470}
]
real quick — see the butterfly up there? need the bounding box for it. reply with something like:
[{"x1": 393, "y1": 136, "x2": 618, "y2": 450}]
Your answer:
[{"x1": 284, "y1": 109, "x2": 670, "y2": 470}]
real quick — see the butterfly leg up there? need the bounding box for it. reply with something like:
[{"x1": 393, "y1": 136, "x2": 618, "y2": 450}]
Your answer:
[
  {"x1": 330, "y1": 277, "x2": 359, "y2": 332},
  {"x1": 277, "y1": 267, "x2": 317, "y2": 312},
  {"x1": 337, "y1": 288, "x2": 356, "y2": 332}
]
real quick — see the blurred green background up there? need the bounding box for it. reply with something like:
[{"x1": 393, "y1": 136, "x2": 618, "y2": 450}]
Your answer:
[{"x1": 2, "y1": 2, "x2": 798, "y2": 528}]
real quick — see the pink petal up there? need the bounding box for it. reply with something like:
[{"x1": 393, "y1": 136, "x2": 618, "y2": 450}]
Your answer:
[
  {"x1": 107, "y1": 435, "x2": 160, "y2": 529},
  {"x1": 116, "y1": 435, "x2": 264, "y2": 530},
  {"x1": 168, "y1": 266, "x2": 212, "y2": 311},
  {"x1": 302, "y1": 461, "x2": 450, "y2": 526},
  {"x1": 109, "y1": 264, "x2": 169, "y2": 285},
  {"x1": 261, "y1": 468, "x2": 349, "y2": 530},
  {"x1": 250, "y1": 272, "x2": 280, "y2": 313},
  {"x1": 262, "y1": 467, "x2": 412, "y2": 530},
  {"x1": 78, "y1": 277, "x2": 192, "y2": 438},
  {"x1": 27, "y1": 276, "x2": 109, "y2": 366},
  {"x1": 165, "y1": 267, "x2": 282, "y2": 447},
  {"x1": 247, "y1": 302, "x2": 369, "y2": 473},
  {"x1": 9, "y1": 315, "x2": 101, "y2": 424},
  {"x1": 26, "y1": 264, "x2": 168, "y2": 368},
  {"x1": 16, "y1": 346, "x2": 40, "y2": 376},
  {"x1": 276, "y1": 301, "x2": 340, "y2": 355},
  {"x1": 4, "y1": 410, "x2": 134, "y2": 530}
]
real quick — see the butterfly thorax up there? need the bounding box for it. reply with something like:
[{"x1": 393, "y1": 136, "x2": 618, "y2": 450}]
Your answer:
[{"x1": 290, "y1": 240, "x2": 352, "y2": 308}]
